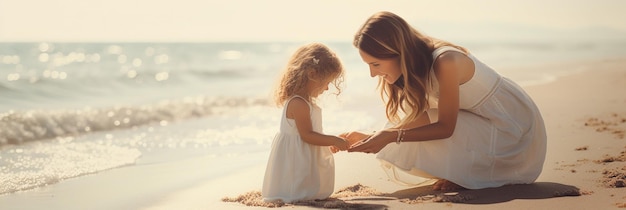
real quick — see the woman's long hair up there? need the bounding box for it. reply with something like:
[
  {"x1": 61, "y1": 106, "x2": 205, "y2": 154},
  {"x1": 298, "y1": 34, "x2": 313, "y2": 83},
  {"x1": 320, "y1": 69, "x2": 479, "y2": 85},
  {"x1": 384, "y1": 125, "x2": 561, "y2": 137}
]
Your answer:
[{"x1": 353, "y1": 11, "x2": 466, "y2": 127}]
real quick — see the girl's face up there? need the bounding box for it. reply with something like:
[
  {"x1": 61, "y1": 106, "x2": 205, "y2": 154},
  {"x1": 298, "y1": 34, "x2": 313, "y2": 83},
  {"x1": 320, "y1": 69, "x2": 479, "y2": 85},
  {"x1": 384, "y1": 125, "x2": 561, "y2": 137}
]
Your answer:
[
  {"x1": 308, "y1": 77, "x2": 332, "y2": 97},
  {"x1": 358, "y1": 50, "x2": 402, "y2": 84},
  {"x1": 311, "y1": 78, "x2": 330, "y2": 97}
]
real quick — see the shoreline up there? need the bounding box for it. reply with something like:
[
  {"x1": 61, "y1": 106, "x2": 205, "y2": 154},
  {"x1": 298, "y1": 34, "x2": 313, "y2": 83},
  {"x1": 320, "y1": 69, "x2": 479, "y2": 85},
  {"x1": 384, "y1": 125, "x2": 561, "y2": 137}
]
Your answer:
[{"x1": 1, "y1": 57, "x2": 625, "y2": 209}]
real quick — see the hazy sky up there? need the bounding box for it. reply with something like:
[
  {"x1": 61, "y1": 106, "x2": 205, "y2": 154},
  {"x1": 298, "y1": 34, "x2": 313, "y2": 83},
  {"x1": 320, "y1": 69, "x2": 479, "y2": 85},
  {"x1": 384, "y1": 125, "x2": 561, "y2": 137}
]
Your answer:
[{"x1": 1, "y1": 0, "x2": 625, "y2": 42}]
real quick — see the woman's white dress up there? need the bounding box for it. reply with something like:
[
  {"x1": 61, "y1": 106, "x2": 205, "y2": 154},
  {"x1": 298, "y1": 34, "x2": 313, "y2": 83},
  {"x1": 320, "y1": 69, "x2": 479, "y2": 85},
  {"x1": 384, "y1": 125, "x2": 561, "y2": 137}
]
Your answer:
[
  {"x1": 377, "y1": 46, "x2": 547, "y2": 189},
  {"x1": 262, "y1": 96, "x2": 335, "y2": 202}
]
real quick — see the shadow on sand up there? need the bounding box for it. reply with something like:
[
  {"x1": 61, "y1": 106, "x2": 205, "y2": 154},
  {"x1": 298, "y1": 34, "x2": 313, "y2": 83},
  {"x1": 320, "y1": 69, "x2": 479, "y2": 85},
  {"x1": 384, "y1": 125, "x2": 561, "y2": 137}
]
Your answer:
[
  {"x1": 222, "y1": 182, "x2": 582, "y2": 208},
  {"x1": 293, "y1": 198, "x2": 389, "y2": 209},
  {"x1": 386, "y1": 182, "x2": 582, "y2": 204}
]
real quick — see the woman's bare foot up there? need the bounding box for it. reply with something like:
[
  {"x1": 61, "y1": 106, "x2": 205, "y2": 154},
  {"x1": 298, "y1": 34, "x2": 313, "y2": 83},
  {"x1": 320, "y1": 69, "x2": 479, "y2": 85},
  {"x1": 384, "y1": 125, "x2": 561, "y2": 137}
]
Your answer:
[{"x1": 432, "y1": 179, "x2": 465, "y2": 191}]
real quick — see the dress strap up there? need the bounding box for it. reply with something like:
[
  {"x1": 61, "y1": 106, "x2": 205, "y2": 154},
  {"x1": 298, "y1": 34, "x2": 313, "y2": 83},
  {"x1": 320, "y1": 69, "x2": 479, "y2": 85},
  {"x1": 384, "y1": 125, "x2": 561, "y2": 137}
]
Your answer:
[
  {"x1": 290, "y1": 95, "x2": 307, "y2": 101},
  {"x1": 287, "y1": 95, "x2": 309, "y2": 105},
  {"x1": 283, "y1": 95, "x2": 312, "y2": 114},
  {"x1": 430, "y1": 46, "x2": 468, "y2": 73},
  {"x1": 432, "y1": 46, "x2": 466, "y2": 62}
]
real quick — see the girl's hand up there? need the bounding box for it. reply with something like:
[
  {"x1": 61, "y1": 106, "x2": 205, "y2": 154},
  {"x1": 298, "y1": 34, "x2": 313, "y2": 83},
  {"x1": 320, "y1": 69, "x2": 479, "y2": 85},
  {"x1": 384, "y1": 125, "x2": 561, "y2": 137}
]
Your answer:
[
  {"x1": 339, "y1": 131, "x2": 370, "y2": 146},
  {"x1": 333, "y1": 137, "x2": 350, "y2": 152},
  {"x1": 330, "y1": 146, "x2": 340, "y2": 153},
  {"x1": 348, "y1": 130, "x2": 395, "y2": 153}
]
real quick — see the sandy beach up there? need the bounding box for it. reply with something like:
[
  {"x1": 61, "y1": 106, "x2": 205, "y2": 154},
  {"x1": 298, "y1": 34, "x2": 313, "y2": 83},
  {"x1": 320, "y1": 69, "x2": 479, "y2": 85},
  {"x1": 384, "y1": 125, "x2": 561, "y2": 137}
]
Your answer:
[{"x1": 1, "y1": 57, "x2": 625, "y2": 210}]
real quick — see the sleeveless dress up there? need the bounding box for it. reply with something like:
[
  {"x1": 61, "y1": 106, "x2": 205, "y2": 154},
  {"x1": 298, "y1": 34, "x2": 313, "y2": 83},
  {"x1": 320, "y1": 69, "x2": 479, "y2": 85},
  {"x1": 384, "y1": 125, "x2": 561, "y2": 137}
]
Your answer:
[
  {"x1": 262, "y1": 95, "x2": 335, "y2": 202},
  {"x1": 376, "y1": 46, "x2": 547, "y2": 189}
]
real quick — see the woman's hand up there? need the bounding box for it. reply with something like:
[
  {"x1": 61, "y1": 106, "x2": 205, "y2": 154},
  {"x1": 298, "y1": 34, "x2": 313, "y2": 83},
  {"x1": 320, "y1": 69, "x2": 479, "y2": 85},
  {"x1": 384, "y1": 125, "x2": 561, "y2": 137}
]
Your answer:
[
  {"x1": 332, "y1": 132, "x2": 368, "y2": 153},
  {"x1": 348, "y1": 130, "x2": 395, "y2": 153},
  {"x1": 339, "y1": 131, "x2": 370, "y2": 146}
]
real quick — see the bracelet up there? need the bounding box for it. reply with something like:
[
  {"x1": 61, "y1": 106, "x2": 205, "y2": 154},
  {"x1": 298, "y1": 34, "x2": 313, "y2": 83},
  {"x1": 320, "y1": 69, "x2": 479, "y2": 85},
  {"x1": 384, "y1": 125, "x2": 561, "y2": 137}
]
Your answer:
[{"x1": 396, "y1": 129, "x2": 404, "y2": 144}]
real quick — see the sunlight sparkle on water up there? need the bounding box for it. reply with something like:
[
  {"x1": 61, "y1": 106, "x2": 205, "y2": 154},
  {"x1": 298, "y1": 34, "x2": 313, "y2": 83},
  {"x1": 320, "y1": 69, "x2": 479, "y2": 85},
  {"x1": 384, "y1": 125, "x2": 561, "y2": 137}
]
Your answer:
[
  {"x1": 1, "y1": 55, "x2": 20, "y2": 64},
  {"x1": 155, "y1": 72, "x2": 169, "y2": 82},
  {"x1": 218, "y1": 50, "x2": 242, "y2": 60},
  {"x1": 132, "y1": 58, "x2": 142, "y2": 67},
  {"x1": 0, "y1": 141, "x2": 140, "y2": 194},
  {"x1": 127, "y1": 70, "x2": 137, "y2": 78},
  {"x1": 6, "y1": 73, "x2": 20, "y2": 81},
  {"x1": 154, "y1": 54, "x2": 169, "y2": 64},
  {"x1": 38, "y1": 43, "x2": 50, "y2": 52},
  {"x1": 107, "y1": 45, "x2": 122, "y2": 55},
  {"x1": 42, "y1": 70, "x2": 67, "y2": 80},
  {"x1": 38, "y1": 53, "x2": 49, "y2": 62}
]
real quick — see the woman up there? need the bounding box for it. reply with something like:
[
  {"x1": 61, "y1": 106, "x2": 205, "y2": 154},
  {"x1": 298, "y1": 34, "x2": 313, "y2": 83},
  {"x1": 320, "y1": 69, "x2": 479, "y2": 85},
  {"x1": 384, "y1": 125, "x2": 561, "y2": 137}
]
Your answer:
[{"x1": 345, "y1": 11, "x2": 547, "y2": 191}]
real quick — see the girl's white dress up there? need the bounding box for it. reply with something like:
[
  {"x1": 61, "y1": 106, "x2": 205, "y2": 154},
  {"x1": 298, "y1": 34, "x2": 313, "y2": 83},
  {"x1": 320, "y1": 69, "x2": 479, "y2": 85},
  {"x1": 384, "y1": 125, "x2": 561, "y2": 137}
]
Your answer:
[
  {"x1": 262, "y1": 96, "x2": 334, "y2": 203},
  {"x1": 377, "y1": 46, "x2": 547, "y2": 189}
]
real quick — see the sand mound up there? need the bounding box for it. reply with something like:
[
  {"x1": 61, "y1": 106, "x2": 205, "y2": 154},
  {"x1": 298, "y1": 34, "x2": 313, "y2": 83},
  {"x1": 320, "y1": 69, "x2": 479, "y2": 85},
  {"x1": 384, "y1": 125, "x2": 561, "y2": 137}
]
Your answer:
[
  {"x1": 222, "y1": 183, "x2": 384, "y2": 208},
  {"x1": 221, "y1": 191, "x2": 285, "y2": 208},
  {"x1": 331, "y1": 183, "x2": 384, "y2": 198},
  {"x1": 398, "y1": 192, "x2": 475, "y2": 204},
  {"x1": 584, "y1": 113, "x2": 626, "y2": 139},
  {"x1": 601, "y1": 166, "x2": 626, "y2": 188}
]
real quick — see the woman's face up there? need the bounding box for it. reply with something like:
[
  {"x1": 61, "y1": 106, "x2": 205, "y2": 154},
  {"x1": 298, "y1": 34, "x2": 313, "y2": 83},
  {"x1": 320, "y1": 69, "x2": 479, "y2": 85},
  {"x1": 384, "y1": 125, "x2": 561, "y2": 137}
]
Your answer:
[{"x1": 358, "y1": 50, "x2": 402, "y2": 84}]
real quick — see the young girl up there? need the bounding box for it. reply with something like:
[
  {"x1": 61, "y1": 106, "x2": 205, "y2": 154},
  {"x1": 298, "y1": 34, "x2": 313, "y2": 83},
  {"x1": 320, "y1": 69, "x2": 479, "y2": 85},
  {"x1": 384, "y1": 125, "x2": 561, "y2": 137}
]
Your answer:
[{"x1": 262, "y1": 43, "x2": 351, "y2": 203}]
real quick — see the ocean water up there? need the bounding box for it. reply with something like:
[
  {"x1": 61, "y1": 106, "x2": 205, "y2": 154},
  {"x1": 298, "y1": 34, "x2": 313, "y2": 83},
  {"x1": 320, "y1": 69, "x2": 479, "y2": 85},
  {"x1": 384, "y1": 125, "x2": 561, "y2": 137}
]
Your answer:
[{"x1": 1, "y1": 40, "x2": 625, "y2": 195}]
